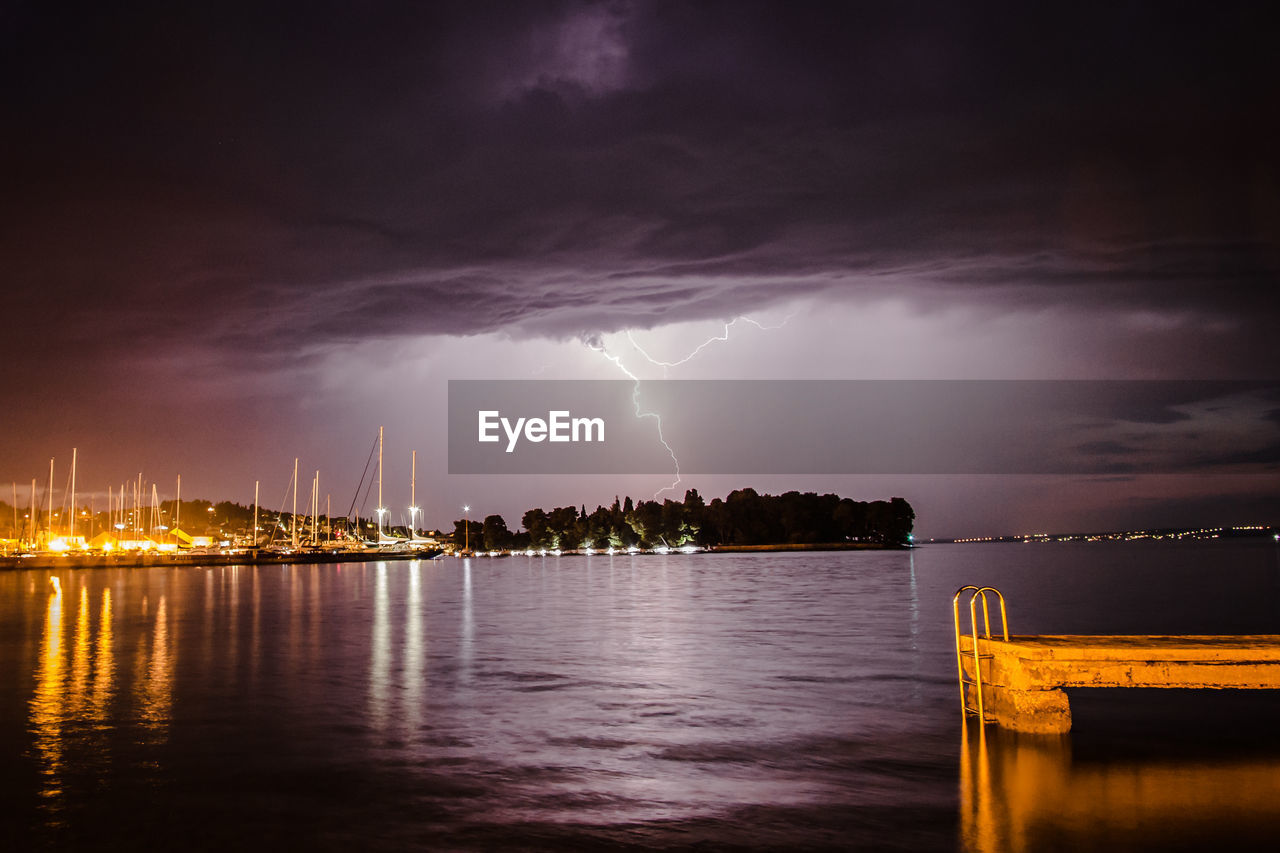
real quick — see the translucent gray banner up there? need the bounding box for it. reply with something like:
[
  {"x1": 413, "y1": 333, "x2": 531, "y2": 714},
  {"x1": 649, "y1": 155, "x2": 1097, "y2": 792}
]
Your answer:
[{"x1": 447, "y1": 380, "x2": 1280, "y2": 475}]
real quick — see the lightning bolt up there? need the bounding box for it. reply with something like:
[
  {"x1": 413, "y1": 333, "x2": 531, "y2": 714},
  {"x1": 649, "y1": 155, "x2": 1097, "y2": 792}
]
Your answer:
[
  {"x1": 625, "y1": 315, "x2": 789, "y2": 373},
  {"x1": 586, "y1": 314, "x2": 792, "y2": 498},
  {"x1": 584, "y1": 337, "x2": 683, "y2": 497}
]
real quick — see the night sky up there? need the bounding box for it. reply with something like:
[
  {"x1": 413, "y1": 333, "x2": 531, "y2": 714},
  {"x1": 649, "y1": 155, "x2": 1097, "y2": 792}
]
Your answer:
[{"x1": 2, "y1": 1, "x2": 1277, "y2": 537}]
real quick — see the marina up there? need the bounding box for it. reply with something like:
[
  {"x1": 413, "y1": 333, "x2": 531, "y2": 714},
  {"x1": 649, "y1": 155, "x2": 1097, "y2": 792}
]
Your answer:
[
  {"x1": 0, "y1": 547, "x2": 441, "y2": 571},
  {"x1": 1, "y1": 428, "x2": 447, "y2": 569}
]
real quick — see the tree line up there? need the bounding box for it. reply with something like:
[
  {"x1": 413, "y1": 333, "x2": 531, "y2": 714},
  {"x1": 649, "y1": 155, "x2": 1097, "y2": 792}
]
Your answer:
[{"x1": 453, "y1": 489, "x2": 914, "y2": 551}]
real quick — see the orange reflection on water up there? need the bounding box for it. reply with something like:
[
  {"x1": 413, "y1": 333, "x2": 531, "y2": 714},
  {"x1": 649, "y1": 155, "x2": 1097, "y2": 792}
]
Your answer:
[
  {"x1": 226, "y1": 566, "x2": 239, "y2": 674},
  {"x1": 89, "y1": 588, "x2": 114, "y2": 721},
  {"x1": 30, "y1": 579, "x2": 66, "y2": 801},
  {"x1": 136, "y1": 595, "x2": 173, "y2": 739},
  {"x1": 310, "y1": 564, "x2": 322, "y2": 663},
  {"x1": 251, "y1": 567, "x2": 261, "y2": 682},
  {"x1": 960, "y1": 722, "x2": 1280, "y2": 852},
  {"x1": 68, "y1": 587, "x2": 92, "y2": 719},
  {"x1": 29, "y1": 579, "x2": 120, "y2": 810}
]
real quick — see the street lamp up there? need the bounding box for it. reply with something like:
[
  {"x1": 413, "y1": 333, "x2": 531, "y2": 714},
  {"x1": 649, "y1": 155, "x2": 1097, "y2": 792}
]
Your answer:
[{"x1": 463, "y1": 505, "x2": 470, "y2": 553}]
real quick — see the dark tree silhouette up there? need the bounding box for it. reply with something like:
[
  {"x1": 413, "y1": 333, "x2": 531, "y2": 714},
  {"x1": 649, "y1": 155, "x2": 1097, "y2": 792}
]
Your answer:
[{"x1": 458, "y1": 490, "x2": 913, "y2": 551}]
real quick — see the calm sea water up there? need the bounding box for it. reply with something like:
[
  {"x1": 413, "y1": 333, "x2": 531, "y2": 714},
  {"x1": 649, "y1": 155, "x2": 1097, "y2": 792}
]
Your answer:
[{"x1": 2, "y1": 541, "x2": 1280, "y2": 850}]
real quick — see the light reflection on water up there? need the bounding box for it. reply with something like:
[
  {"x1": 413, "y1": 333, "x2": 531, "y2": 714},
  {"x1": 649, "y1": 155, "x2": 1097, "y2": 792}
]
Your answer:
[
  {"x1": 69, "y1": 587, "x2": 90, "y2": 719},
  {"x1": 961, "y1": 722, "x2": 1280, "y2": 852},
  {"x1": 136, "y1": 593, "x2": 171, "y2": 738},
  {"x1": 461, "y1": 557, "x2": 474, "y2": 682},
  {"x1": 1, "y1": 542, "x2": 1278, "y2": 849},
  {"x1": 28, "y1": 580, "x2": 128, "y2": 818},
  {"x1": 89, "y1": 588, "x2": 113, "y2": 722},
  {"x1": 404, "y1": 561, "x2": 424, "y2": 736},
  {"x1": 370, "y1": 561, "x2": 390, "y2": 727},
  {"x1": 31, "y1": 580, "x2": 65, "y2": 803}
]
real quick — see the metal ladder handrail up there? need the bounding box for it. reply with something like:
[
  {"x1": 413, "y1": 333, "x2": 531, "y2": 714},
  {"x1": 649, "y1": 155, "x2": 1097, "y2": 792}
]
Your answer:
[{"x1": 953, "y1": 586, "x2": 1009, "y2": 724}]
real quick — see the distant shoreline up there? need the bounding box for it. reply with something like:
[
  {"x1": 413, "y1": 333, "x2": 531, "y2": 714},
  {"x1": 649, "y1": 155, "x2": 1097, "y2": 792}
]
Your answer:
[
  {"x1": 1, "y1": 542, "x2": 905, "y2": 570},
  {"x1": 709, "y1": 542, "x2": 904, "y2": 553}
]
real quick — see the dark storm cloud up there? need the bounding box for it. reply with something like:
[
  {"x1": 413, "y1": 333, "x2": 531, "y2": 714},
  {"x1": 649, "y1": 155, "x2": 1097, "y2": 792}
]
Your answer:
[
  {"x1": 1076, "y1": 440, "x2": 1140, "y2": 458},
  {"x1": 2, "y1": 0, "x2": 1277, "y2": 380},
  {"x1": 1200, "y1": 442, "x2": 1280, "y2": 469}
]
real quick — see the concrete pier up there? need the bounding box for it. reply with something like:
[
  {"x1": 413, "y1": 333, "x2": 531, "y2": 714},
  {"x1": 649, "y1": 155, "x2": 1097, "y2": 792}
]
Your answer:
[{"x1": 960, "y1": 634, "x2": 1280, "y2": 733}]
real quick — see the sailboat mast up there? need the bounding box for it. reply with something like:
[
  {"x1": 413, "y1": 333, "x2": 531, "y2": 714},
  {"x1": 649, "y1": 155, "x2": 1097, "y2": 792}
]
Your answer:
[
  {"x1": 377, "y1": 425, "x2": 384, "y2": 536},
  {"x1": 176, "y1": 474, "x2": 181, "y2": 530},
  {"x1": 312, "y1": 471, "x2": 319, "y2": 544},
  {"x1": 47, "y1": 458, "x2": 54, "y2": 545},
  {"x1": 292, "y1": 457, "x2": 298, "y2": 549},
  {"x1": 69, "y1": 447, "x2": 77, "y2": 540},
  {"x1": 410, "y1": 450, "x2": 419, "y2": 536},
  {"x1": 253, "y1": 480, "x2": 259, "y2": 547}
]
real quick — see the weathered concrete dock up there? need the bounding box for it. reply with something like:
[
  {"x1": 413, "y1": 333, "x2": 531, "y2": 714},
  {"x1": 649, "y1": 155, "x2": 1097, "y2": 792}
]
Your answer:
[{"x1": 959, "y1": 633, "x2": 1280, "y2": 733}]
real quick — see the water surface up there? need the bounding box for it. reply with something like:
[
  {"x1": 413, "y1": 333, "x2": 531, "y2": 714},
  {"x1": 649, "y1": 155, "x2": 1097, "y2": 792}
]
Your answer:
[{"x1": 2, "y1": 541, "x2": 1279, "y2": 850}]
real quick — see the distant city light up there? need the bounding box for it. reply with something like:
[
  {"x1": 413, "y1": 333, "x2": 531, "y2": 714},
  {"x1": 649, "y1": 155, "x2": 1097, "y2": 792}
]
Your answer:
[{"x1": 948, "y1": 524, "x2": 1277, "y2": 544}]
